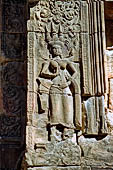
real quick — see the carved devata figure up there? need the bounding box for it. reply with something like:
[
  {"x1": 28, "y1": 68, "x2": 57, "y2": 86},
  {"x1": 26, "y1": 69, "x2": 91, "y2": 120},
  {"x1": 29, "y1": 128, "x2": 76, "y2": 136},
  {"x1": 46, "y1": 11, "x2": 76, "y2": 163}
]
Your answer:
[{"x1": 36, "y1": 25, "x2": 81, "y2": 141}]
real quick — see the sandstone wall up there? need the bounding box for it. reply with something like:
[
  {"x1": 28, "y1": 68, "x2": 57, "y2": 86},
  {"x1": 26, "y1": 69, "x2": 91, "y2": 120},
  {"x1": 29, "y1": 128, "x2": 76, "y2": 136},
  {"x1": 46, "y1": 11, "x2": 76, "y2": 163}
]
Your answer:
[
  {"x1": 24, "y1": 0, "x2": 113, "y2": 170},
  {"x1": 0, "y1": 0, "x2": 27, "y2": 169}
]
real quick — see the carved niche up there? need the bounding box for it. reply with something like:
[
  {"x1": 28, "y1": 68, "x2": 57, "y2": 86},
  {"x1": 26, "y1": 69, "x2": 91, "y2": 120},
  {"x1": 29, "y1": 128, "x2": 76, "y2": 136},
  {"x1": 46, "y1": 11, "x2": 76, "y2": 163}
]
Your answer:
[
  {"x1": 27, "y1": 0, "x2": 82, "y2": 144},
  {"x1": 27, "y1": 0, "x2": 109, "y2": 146}
]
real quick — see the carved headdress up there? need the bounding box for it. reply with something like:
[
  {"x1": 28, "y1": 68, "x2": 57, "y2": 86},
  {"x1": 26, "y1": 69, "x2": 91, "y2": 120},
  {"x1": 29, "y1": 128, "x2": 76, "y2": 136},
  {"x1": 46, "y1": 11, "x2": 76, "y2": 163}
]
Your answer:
[
  {"x1": 45, "y1": 23, "x2": 64, "y2": 48},
  {"x1": 49, "y1": 40, "x2": 64, "y2": 48}
]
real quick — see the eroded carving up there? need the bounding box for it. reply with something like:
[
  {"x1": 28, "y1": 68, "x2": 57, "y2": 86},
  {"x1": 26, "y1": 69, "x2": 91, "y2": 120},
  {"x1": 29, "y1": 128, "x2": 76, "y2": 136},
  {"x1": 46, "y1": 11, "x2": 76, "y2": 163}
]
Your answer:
[
  {"x1": 36, "y1": 26, "x2": 81, "y2": 141},
  {"x1": 83, "y1": 96, "x2": 108, "y2": 135},
  {"x1": 28, "y1": 0, "x2": 80, "y2": 33},
  {"x1": 1, "y1": 33, "x2": 26, "y2": 59},
  {"x1": 28, "y1": 0, "x2": 80, "y2": 60},
  {"x1": 27, "y1": 0, "x2": 110, "y2": 153},
  {"x1": 3, "y1": 4, "x2": 25, "y2": 33},
  {"x1": 0, "y1": 115, "x2": 21, "y2": 137},
  {"x1": 2, "y1": 85, "x2": 26, "y2": 115},
  {"x1": 1, "y1": 62, "x2": 26, "y2": 115}
]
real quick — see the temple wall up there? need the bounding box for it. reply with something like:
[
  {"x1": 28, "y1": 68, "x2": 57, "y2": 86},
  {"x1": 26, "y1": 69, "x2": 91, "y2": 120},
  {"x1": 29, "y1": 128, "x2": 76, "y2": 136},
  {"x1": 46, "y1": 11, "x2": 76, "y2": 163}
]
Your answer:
[
  {"x1": 0, "y1": 0, "x2": 27, "y2": 169},
  {"x1": 24, "y1": 0, "x2": 113, "y2": 170},
  {"x1": 0, "y1": 0, "x2": 113, "y2": 169}
]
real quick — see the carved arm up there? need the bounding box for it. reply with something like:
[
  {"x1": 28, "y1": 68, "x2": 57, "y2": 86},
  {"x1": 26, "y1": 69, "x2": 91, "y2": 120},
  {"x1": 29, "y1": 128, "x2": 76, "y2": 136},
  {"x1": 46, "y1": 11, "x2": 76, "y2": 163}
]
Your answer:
[
  {"x1": 66, "y1": 62, "x2": 77, "y2": 79},
  {"x1": 40, "y1": 61, "x2": 59, "y2": 79}
]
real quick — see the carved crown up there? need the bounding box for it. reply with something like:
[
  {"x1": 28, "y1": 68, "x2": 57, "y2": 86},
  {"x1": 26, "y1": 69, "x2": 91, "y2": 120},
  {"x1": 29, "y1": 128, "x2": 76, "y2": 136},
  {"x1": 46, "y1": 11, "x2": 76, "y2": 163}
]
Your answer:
[{"x1": 45, "y1": 23, "x2": 64, "y2": 48}]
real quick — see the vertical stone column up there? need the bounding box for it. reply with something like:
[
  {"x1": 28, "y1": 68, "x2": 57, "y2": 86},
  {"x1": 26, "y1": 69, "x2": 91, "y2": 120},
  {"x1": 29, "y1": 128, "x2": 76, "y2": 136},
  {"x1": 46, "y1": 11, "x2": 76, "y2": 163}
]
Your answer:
[
  {"x1": 81, "y1": 0, "x2": 108, "y2": 135},
  {"x1": 81, "y1": 0, "x2": 107, "y2": 96},
  {"x1": 0, "y1": 0, "x2": 27, "y2": 169}
]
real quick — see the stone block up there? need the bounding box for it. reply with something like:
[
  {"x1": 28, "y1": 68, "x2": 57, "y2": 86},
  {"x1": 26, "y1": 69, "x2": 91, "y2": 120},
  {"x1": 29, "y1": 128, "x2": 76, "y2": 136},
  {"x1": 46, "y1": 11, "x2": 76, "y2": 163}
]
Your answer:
[
  {"x1": 79, "y1": 135, "x2": 113, "y2": 166},
  {"x1": 28, "y1": 167, "x2": 81, "y2": 170},
  {"x1": 25, "y1": 140, "x2": 81, "y2": 166}
]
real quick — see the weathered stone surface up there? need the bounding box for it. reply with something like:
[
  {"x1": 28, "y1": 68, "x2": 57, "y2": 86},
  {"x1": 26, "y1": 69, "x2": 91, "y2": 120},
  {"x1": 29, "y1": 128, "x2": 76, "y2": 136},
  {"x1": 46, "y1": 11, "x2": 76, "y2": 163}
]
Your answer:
[
  {"x1": 82, "y1": 167, "x2": 91, "y2": 170},
  {"x1": 2, "y1": 3, "x2": 26, "y2": 33},
  {"x1": 2, "y1": 62, "x2": 26, "y2": 86},
  {"x1": 79, "y1": 135, "x2": 113, "y2": 166},
  {"x1": 0, "y1": 0, "x2": 27, "y2": 168},
  {"x1": 106, "y1": 50, "x2": 113, "y2": 79},
  {"x1": 109, "y1": 79, "x2": 113, "y2": 110},
  {"x1": 0, "y1": 62, "x2": 26, "y2": 139},
  {"x1": 91, "y1": 168, "x2": 112, "y2": 170},
  {"x1": 106, "y1": 49, "x2": 113, "y2": 112},
  {"x1": 106, "y1": 110, "x2": 113, "y2": 133},
  {"x1": 26, "y1": 126, "x2": 35, "y2": 150},
  {"x1": 25, "y1": 139, "x2": 81, "y2": 166},
  {"x1": 81, "y1": 2, "x2": 89, "y2": 32},
  {"x1": 33, "y1": 22, "x2": 82, "y2": 141},
  {"x1": 28, "y1": 167, "x2": 81, "y2": 170},
  {"x1": 2, "y1": 85, "x2": 26, "y2": 115},
  {"x1": 1, "y1": 33, "x2": 27, "y2": 59},
  {"x1": 25, "y1": 0, "x2": 113, "y2": 170},
  {"x1": 26, "y1": 166, "x2": 92, "y2": 170},
  {"x1": 81, "y1": 33, "x2": 92, "y2": 95},
  {"x1": 83, "y1": 96, "x2": 108, "y2": 135},
  {"x1": 28, "y1": 0, "x2": 80, "y2": 33},
  {"x1": 0, "y1": 115, "x2": 22, "y2": 137}
]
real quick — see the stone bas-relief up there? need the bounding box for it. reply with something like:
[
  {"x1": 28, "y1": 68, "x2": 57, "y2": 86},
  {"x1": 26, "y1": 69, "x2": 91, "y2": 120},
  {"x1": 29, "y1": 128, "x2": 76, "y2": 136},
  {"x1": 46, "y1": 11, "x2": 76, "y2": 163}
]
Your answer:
[
  {"x1": 32, "y1": 1, "x2": 108, "y2": 145},
  {"x1": 28, "y1": 0, "x2": 80, "y2": 59},
  {"x1": 36, "y1": 27, "x2": 82, "y2": 141},
  {"x1": 25, "y1": 0, "x2": 112, "y2": 169}
]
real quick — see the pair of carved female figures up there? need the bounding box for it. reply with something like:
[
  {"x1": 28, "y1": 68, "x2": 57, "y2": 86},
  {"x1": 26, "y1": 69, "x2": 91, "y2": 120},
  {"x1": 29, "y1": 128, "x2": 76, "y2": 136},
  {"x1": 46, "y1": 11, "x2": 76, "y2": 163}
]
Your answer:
[{"x1": 37, "y1": 40, "x2": 81, "y2": 140}]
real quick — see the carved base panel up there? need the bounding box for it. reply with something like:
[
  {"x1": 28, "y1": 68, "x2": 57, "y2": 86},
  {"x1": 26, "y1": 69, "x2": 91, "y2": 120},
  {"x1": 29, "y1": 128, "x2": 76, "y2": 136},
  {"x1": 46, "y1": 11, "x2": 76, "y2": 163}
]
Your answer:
[
  {"x1": 24, "y1": 135, "x2": 113, "y2": 169},
  {"x1": 25, "y1": 139, "x2": 81, "y2": 167}
]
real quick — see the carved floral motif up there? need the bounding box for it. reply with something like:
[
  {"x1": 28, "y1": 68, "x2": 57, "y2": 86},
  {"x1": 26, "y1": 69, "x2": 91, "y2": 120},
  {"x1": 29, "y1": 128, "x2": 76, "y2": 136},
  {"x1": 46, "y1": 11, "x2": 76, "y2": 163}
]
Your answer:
[
  {"x1": 50, "y1": 0, "x2": 80, "y2": 32},
  {"x1": 2, "y1": 85, "x2": 26, "y2": 115},
  {"x1": 0, "y1": 115, "x2": 21, "y2": 137},
  {"x1": 2, "y1": 62, "x2": 26, "y2": 115},
  {"x1": 28, "y1": 0, "x2": 80, "y2": 33}
]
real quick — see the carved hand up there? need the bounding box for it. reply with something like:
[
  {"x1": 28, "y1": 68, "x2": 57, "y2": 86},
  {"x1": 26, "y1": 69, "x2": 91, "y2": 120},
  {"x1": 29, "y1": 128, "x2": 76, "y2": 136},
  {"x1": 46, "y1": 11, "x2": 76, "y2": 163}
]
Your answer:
[{"x1": 60, "y1": 81, "x2": 71, "y2": 89}]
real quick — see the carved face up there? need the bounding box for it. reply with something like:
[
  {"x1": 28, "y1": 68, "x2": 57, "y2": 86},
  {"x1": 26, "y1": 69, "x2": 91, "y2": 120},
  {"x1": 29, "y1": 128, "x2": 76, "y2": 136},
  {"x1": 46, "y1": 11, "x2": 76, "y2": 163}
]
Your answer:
[{"x1": 51, "y1": 45, "x2": 62, "y2": 57}]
